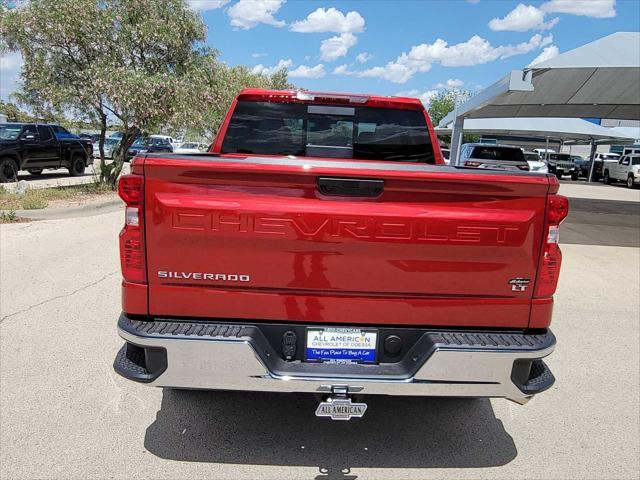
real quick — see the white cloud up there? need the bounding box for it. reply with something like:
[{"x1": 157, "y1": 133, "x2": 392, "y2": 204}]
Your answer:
[
  {"x1": 332, "y1": 64, "x2": 354, "y2": 75},
  {"x1": 466, "y1": 0, "x2": 480, "y2": 3},
  {"x1": 290, "y1": 7, "x2": 365, "y2": 34},
  {"x1": 332, "y1": 64, "x2": 348, "y2": 75},
  {"x1": 187, "y1": 0, "x2": 229, "y2": 11},
  {"x1": 334, "y1": 33, "x2": 552, "y2": 84},
  {"x1": 251, "y1": 52, "x2": 267, "y2": 58},
  {"x1": 529, "y1": 44, "x2": 560, "y2": 66},
  {"x1": 489, "y1": 4, "x2": 559, "y2": 32},
  {"x1": 289, "y1": 64, "x2": 326, "y2": 79},
  {"x1": 395, "y1": 89, "x2": 440, "y2": 105},
  {"x1": 228, "y1": 0, "x2": 286, "y2": 30},
  {"x1": 320, "y1": 33, "x2": 358, "y2": 61},
  {"x1": 251, "y1": 58, "x2": 293, "y2": 75},
  {"x1": 0, "y1": 52, "x2": 23, "y2": 99},
  {"x1": 435, "y1": 78, "x2": 464, "y2": 89},
  {"x1": 356, "y1": 52, "x2": 373, "y2": 64},
  {"x1": 541, "y1": 0, "x2": 616, "y2": 18},
  {"x1": 358, "y1": 63, "x2": 420, "y2": 84}
]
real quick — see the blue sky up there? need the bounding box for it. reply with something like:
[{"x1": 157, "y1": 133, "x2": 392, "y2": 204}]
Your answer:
[
  {"x1": 2, "y1": 0, "x2": 639, "y2": 103},
  {"x1": 195, "y1": 0, "x2": 639, "y2": 101}
]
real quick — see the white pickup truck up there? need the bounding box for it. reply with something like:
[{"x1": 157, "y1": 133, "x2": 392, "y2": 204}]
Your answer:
[{"x1": 603, "y1": 153, "x2": 640, "y2": 188}]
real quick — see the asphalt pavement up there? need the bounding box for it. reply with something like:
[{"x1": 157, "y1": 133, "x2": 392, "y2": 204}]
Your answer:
[{"x1": 1, "y1": 202, "x2": 639, "y2": 479}]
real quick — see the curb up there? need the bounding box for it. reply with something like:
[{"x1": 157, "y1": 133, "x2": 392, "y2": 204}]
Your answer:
[{"x1": 1, "y1": 198, "x2": 122, "y2": 221}]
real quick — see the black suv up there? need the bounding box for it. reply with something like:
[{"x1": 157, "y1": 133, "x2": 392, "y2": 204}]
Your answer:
[{"x1": 0, "y1": 123, "x2": 92, "y2": 182}]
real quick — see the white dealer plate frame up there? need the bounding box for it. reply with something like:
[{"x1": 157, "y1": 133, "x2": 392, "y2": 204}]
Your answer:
[{"x1": 305, "y1": 327, "x2": 378, "y2": 364}]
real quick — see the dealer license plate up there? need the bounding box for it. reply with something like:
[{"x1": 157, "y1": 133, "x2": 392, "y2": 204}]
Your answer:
[{"x1": 305, "y1": 328, "x2": 377, "y2": 363}]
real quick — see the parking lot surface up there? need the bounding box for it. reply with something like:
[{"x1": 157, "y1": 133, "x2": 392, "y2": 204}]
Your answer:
[
  {"x1": 2, "y1": 161, "x2": 131, "y2": 191},
  {"x1": 1, "y1": 207, "x2": 639, "y2": 479}
]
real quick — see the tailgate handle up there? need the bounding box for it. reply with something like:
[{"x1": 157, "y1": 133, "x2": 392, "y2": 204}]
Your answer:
[{"x1": 317, "y1": 177, "x2": 384, "y2": 197}]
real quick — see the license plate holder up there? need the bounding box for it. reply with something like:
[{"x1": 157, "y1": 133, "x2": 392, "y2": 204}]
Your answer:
[{"x1": 305, "y1": 327, "x2": 378, "y2": 363}]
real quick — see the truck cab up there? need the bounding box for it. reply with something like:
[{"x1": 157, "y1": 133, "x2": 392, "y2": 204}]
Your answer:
[{"x1": 603, "y1": 154, "x2": 640, "y2": 188}]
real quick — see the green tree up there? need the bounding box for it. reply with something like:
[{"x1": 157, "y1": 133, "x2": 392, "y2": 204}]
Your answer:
[
  {"x1": 269, "y1": 67, "x2": 293, "y2": 90},
  {"x1": 427, "y1": 89, "x2": 473, "y2": 127},
  {"x1": 2, "y1": 0, "x2": 205, "y2": 186},
  {"x1": 427, "y1": 89, "x2": 480, "y2": 146},
  {"x1": 0, "y1": 100, "x2": 34, "y2": 122},
  {"x1": 2, "y1": 0, "x2": 292, "y2": 186},
  {"x1": 177, "y1": 64, "x2": 294, "y2": 139}
]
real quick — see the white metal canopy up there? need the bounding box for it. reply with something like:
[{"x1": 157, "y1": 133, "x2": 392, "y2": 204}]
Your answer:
[
  {"x1": 435, "y1": 117, "x2": 637, "y2": 144},
  {"x1": 440, "y1": 32, "x2": 640, "y2": 163},
  {"x1": 608, "y1": 126, "x2": 640, "y2": 142}
]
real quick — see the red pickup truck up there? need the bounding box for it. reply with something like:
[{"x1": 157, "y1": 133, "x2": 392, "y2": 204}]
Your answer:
[{"x1": 114, "y1": 89, "x2": 567, "y2": 420}]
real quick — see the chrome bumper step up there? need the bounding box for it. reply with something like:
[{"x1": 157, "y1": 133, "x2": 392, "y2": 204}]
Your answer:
[{"x1": 115, "y1": 314, "x2": 556, "y2": 404}]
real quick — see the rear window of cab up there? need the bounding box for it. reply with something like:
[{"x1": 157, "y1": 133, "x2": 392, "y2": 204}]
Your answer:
[
  {"x1": 471, "y1": 146, "x2": 526, "y2": 162},
  {"x1": 221, "y1": 101, "x2": 435, "y2": 163}
]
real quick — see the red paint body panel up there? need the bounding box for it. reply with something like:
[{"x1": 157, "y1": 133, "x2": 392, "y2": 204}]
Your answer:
[
  {"x1": 122, "y1": 280, "x2": 148, "y2": 315},
  {"x1": 141, "y1": 155, "x2": 553, "y2": 328},
  {"x1": 121, "y1": 89, "x2": 561, "y2": 329},
  {"x1": 149, "y1": 284, "x2": 533, "y2": 327},
  {"x1": 529, "y1": 298, "x2": 554, "y2": 329}
]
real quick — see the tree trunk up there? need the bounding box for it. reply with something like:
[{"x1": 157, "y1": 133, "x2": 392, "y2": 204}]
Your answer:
[
  {"x1": 105, "y1": 125, "x2": 139, "y2": 188},
  {"x1": 97, "y1": 111, "x2": 108, "y2": 183}
]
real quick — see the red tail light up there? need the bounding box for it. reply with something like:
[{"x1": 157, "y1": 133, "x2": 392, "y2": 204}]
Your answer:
[
  {"x1": 534, "y1": 194, "x2": 569, "y2": 297},
  {"x1": 118, "y1": 174, "x2": 143, "y2": 205},
  {"x1": 118, "y1": 174, "x2": 146, "y2": 284}
]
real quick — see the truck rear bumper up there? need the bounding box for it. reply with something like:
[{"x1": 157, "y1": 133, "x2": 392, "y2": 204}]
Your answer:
[{"x1": 114, "y1": 314, "x2": 556, "y2": 404}]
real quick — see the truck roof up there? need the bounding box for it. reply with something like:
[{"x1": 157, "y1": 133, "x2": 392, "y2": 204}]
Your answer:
[
  {"x1": 236, "y1": 88, "x2": 425, "y2": 109},
  {"x1": 1, "y1": 122, "x2": 62, "y2": 128}
]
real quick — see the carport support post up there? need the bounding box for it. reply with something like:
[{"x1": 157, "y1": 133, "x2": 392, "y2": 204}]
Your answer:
[
  {"x1": 587, "y1": 139, "x2": 597, "y2": 182},
  {"x1": 545, "y1": 137, "x2": 550, "y2": 161},
  {"x1": 450, "y1": 115, "x2": 464, "y2": 166}
]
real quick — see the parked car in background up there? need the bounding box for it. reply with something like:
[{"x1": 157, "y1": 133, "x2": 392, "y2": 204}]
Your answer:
[
  {"x1": 603, "y1": 154, "x2": 640, "y2": 188},
  {"x1": 585, "y1": 152, "x2": 621, "y2": 181},
  {"x1": 533, "y1": 148, "x2": 556, "y2": 158},
  {"x1": 459, "y1": 143, "x2": 530, "y2": 171},
  {"x1": 524, "y1": 151, "x2": 548, "y2": 173},
  {"x1": 440, "y1": 148, "x2": 450, "y2": 164},
  {"x1": 595, "y1": 152, "x2": 620, "y2": 162},
  {"x1": 547, "y1": 153, "x2": 578, "y2": 180},
  {"x1": 173, "y1": 142, "x2": 208, "y2": 154},
  {"x1": 0, "y1": 123, "x2": 92, "y2": 182},
  {"x1": 93, "y1": 137, "x2": 120, "y2": 158},
  {"x1": 622, "y1": 146, "x2": 640, "y2": 156},
  {"x1": 126, "y1": 136, "x2": 173, "y2": 161},
  {"x1": 571, "y1": 155, "x2": 588, "y2": 177},
  {"x1": 150, "y1": 134, "x2": 179, "y2": 150}
]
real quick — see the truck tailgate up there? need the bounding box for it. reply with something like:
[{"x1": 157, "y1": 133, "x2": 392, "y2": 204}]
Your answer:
[{"x1": 143, "y1": 155, "x2": 552, "y2": 328}]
